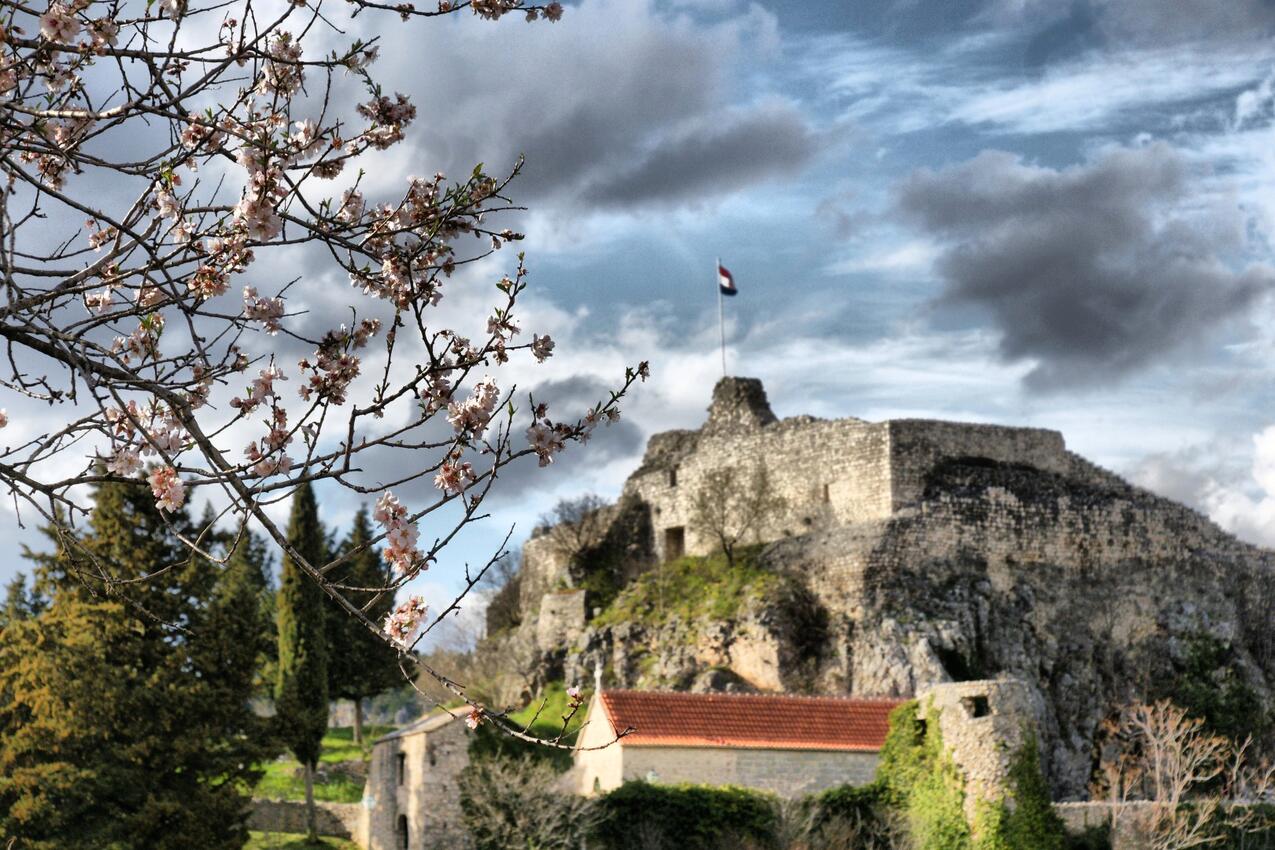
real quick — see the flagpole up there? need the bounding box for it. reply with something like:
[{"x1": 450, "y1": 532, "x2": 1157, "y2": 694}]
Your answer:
[{"x1": 716, "y1": 257, "x2": 726, "y2": 377}]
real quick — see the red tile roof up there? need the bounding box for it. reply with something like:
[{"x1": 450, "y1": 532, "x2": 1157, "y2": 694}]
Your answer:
[{"x1": 597, "y1": 690, "x2": 902, "y2": 752}]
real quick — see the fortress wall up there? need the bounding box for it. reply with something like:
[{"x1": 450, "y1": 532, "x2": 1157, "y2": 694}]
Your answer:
[
  {"x1": 886, "y1": 420, "x2": 1068, "y2": 510},
  {"x1": 518, "y1": 532, "x2": 568, "y2": 616},
  {"x1": 623, "y1": 416, "x2": 894, "y2": 561}
]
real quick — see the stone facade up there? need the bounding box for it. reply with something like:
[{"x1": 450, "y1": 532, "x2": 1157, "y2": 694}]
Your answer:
[{"x1": 363, "y1": 712, "x2": 470, "y2": 850}]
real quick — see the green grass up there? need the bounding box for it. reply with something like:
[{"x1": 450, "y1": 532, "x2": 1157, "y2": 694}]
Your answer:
[
  {"x1": 592, "y1": 547, "x2": 778, "y2": 630},
  {"x1": 470, "y1": 682, "x2": 589, "y2": 771},
  {"x1": 253, "y1": 725, "x2": 395, "y2": 804},
  {"x1": 508, "y1": 681, "x2": 588, "y2": 739},
  {"x1": 244, "y1": 831, "x2": 359, "y2": 849}
]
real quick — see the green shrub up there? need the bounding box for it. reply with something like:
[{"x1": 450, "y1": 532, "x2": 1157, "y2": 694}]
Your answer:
[
  {"x1": 998, "y1": 734, "x2": 1066, "y2": 850},
  {"x1": 591, "y1": 781, "x2": 779, "y2": 850},
  {"x1": 1154, "y1": 633, "x2": 1270, "y2": 744},
  {"x1": 873, "y1": 700, "x2": 1066, "y2": 850},
  {"x1": 1062, "y1": 825, "x2": 1111, "y2": 850},
  {"x1": 798, "y1": 781, "x2": 897, "y2": 848}
]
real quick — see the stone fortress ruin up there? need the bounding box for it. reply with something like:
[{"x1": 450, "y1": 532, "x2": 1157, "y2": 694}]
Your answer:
[{"x1": 514, "y1": 376, "x2": 1275, "y2": 799}]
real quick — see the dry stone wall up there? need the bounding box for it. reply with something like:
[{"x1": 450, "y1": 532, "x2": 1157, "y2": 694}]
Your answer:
[{"x1": 248, "y1": 799, "x2": 363, "y2": 840}]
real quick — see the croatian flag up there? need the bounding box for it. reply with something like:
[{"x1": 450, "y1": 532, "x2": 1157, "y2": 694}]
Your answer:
[{"x1": 717, "y1": 263, "x2": 737, "y2": 296}]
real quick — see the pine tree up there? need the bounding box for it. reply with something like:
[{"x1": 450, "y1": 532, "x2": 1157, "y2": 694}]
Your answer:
[
  {"x1": 0, "y1": 477, "x2": 272, "y2": 849},
  {"x1": 0, "y1": 573, "x2": 41, "y2": 629},
  {"x1": 274, "y1": 481, "x2": 330, "y2": 842},
  {"x1": 326, "y1": 506, "x2": 402, "y2": 745}
]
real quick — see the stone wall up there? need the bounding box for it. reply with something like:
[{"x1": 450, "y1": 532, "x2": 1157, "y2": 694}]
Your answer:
[
  {"x1": 619, "y1": 746, "x2": 879, "y2": 798},
  {"x1": 248, "y1": 799, "x2": 363, "y2": 840},
  {"x1": 537, "y1": 589, "x2": 587, "y2": 651}
]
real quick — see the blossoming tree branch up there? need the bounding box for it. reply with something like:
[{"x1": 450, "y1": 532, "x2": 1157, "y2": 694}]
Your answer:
[{"x1": 0, "y1": 0, "x2": 645, "y2": 742}]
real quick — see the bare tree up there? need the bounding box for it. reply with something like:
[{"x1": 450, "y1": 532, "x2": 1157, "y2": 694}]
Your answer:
[
  {"x1": 688, "y1": 465, "x2": 787, "y2": 567},
  {"x1": 540, "y1": 493, "x2": 609, "y2": 578},
  {"x1": 458, "y1": 756, "x2": 600, "y2": 850},
  {"x1": 0, "y1": 0, "x2": 647, "y2": 743},
  {"x1": 1100, "y1": 700, "x2": 1275, "y2": 850}
]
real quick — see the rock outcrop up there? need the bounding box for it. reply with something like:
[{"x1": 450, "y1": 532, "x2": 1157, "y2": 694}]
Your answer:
[{"x1": 510, "y1": 378, "x2": 1275, "y2": 799}]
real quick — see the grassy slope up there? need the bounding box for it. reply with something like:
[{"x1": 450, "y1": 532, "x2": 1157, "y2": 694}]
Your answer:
[
  {"x1": 592, "y1": 546, "x2": 776, "y2": 630},
  {"x1": 254, "y1": 725, "x2": 395, "y2": 804},
  {"x1": 244, "y1": 831, "x2": 359, "y2": 849}
]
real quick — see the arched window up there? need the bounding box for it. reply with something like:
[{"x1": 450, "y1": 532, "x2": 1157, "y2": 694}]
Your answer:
[
  {"x1": 396, "y1": 814, "x2": 409, "y2": 850},
  {"x1": 396, "y1": 752, "x2": 406, "y2": 785}
]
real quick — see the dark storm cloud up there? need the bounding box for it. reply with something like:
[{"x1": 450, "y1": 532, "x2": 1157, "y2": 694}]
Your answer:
[
  {"x1": 367, "y1": 0, "x2": 824, "y2": 215},
  {"x1": 899, "y1": 143, "x2": 1275, "y2": 391},
  {"x1": 582, "y1": 100, "x2": 822, "y2": 208}
]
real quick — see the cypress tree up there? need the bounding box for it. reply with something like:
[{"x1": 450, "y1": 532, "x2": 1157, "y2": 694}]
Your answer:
[
  {"x1": 0, "y1": 477, "x2": 271, "y2": 849},
  {"x1": 274, "y1": 481, "x2": 330, "y2": 842},
  {"x1": 327, "y1": 506, "x2": 402, "y2": 745}
]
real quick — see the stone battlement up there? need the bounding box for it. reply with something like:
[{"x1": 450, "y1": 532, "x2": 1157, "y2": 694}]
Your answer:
[{"x1": 622, "y1": 377, "x2": 1079, "y2": 562}]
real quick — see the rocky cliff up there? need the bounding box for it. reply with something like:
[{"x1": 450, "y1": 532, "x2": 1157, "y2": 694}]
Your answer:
[{"x1": 512, "y1": 378, "x2": 1275, "y2": 800}]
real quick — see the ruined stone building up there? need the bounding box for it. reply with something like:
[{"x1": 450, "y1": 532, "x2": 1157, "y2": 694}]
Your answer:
[
  {"x1": 361, "y1": 713, "x2": 470, "y2": 850},
  {"x1": 516, "y1": 376, "x2": 1275, "y2": 800}
]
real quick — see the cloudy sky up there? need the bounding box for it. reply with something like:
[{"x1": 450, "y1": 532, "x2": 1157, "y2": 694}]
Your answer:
[{"x1": 6, "y1": 0, "x2": 1275, "y2": 615}]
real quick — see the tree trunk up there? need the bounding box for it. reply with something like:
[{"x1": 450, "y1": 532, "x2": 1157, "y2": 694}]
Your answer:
[
  {"x1": 353, "y1": 698, "x2": 364, "y2": 746},
  {"x1": 304, "y1": 760, "x2": 318, "y2": 843}
]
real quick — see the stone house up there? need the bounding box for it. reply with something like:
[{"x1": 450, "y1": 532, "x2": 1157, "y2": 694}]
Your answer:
[
  {"x1": 362, "y1": 712, "x2": 470, "y2": 850},
  {"x1": 571, "y1": 689, "x2": 901, "y2": 797}
]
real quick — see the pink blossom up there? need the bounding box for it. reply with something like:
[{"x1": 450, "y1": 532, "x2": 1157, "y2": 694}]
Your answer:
[
  {"x1": 527, "y1": 421, "x2": 567, "y2": 467},
  {"x1": 567, "y1": 685, "x2": 583, "y2": 706},
  {"x1": 464, "y1": 706, "x2": 483, "y2": 730},
  {"x1": 243, "y1": 286, "x2": 285, "y2": 334},
  {"x1": 446, "y1": 377, "x2": 500, "y2": 438},
  {"x1": 84, "y1": 288, "x2": 113, "y2": 314},
  {"x1": 0, "y1": 409, "x2": 7, "y2": 429},
  {"x1": 148, "y1": 465, "x2": 185, "y2": 512},
  {"x1": 374, "y1": 490, "x2": 425, "y2": 575},
  {"x1": 434, "y1": 456, "x2": 476, "y2": 495},
  {"x1": 107, "y1": 447, "x2": 141, "y2": 477},
  {"x1": 382, "y1": 595, "x2": 428, "y2": 649},
  {"x1": 531, "y1": 333, "x2": 554, "y2": 363},
  {"x1": 39, "y1": 4, "x2": 81, "y2": 44}
]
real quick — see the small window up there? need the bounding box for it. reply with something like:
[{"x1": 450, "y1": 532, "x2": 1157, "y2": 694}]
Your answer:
[
  {"x1": 822, "y1": 483, "x2": 830, "y2": 503},
  {"x1": 668, "y1": 467, "x2": 678, "y2": 487},
  {"x1": 963, "y1": 695, "x2": 991, "y2": 718},
  {"x1": 396, "y1": 814, "x2": 409, "y2": 850},
  {"x1": 427, "y1": 741, "x2": 437, "y2": 767},
  {"x1": 396, "y1": 752, "x2": 406, "y2": 785},
  {"x1": 663, "y1": 527, "x2": 685, "y2": 560}
]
